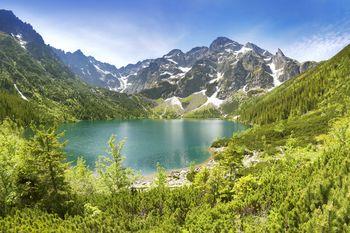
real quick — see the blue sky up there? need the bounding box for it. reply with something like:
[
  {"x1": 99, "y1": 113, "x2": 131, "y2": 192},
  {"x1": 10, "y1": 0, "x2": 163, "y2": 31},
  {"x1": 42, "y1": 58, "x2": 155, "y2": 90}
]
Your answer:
[{"x1": 2, "y1": 0, "x2": 350, "y2": 66}]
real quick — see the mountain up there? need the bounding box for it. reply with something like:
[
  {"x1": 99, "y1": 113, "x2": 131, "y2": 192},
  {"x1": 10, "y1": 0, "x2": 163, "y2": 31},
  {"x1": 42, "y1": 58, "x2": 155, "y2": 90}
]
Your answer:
[
  {"x1": 122, "y1": 37, "x2": 316, "y2": 117},
  {"x1": 120, "y1": 36, "x2": 316, "y2": 98},
  {"x1": 0, "y1": 9, "x2": 316, "y2": 120},
  {"x1": 52, "y1": 35, "x2": 315, "y2": 115},
  {"x1": 0, "y1": 10, "x2": 150, "y2": 124},
  {"x1": 51, "y1": 47, "x2": 125, "y2": 91},
  {"x1": 52, "y1": 36, "x2": 316, "y2": 117},
  {"x1": 238, "y1": 43, "x2": 350, "y2": 125}
]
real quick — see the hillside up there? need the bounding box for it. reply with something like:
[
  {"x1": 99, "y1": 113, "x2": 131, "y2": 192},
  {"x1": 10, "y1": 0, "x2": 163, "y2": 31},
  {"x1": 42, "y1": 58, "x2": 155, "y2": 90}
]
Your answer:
[
  {"x1": 239, "y1": 44, "x2": 350, "y2": 125},
  {"x1": 0, "y1": 33, "x2": 150, "y2": 124},
  {"x1": 0, "y1": 9, "x2": 152, "y2": 125},
  {"x1": 212, "y1": 44, "x2": 350, "y2": 158},
  {"x1": 1, "y1": 45, "x2": 350, "y2": 231}
]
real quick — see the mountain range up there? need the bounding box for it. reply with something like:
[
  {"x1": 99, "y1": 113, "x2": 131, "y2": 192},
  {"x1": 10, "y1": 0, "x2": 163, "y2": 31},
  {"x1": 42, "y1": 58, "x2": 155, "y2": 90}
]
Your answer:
[
  {"x1": 0, "y1": 9, "x2": 150, "y2": 124},
  {"x1": 53, "y1": 37, "x2": 316, "y2": 100},
  {"x1": 49, "y1": 35, "x2": 317, "y2": 117},
  {"x1": 0, "y1": 9, "x2": 316, "y2": 119}
]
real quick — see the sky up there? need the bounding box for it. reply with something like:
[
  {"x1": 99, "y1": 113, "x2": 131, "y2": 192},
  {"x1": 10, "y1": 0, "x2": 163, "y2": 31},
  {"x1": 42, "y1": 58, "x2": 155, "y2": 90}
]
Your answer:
[{"x1": 2, "y1": 0, "x2": 350, "y2": 67}]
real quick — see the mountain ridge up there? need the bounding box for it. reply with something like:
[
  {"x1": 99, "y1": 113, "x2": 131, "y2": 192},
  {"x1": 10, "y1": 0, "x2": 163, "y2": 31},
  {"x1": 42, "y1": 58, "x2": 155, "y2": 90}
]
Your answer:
[
  {"x1": 0, "y1": 10, "x2": 151, "y2": 124},
  {"x1": 0, "y1": 9, "x2": 317, "y2": 119},
  {"x1": 51, "y1": 36, "x2": 316, "y2": 101}
]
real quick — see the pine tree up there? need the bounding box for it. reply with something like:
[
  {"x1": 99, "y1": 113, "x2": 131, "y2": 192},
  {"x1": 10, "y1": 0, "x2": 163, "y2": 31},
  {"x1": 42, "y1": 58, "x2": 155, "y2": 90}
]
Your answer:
[
  {"x1": 15, "y1": 125, "x2": 70, "y2": 215},
  {"x1": 96, "y1": 135, "x2": 133, "y2": 195}
]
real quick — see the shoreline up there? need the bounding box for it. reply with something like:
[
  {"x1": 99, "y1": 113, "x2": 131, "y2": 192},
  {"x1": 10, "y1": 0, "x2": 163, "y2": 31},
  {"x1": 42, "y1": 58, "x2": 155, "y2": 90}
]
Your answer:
[{"x1": 133, "y1": 146, "x2": 225, "y2": 189}]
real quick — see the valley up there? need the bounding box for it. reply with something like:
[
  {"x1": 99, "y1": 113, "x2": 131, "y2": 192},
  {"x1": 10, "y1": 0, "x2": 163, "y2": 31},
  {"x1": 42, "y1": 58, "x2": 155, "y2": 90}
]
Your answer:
[{"x1": 1, "y1": 3, "x2": 350, "y2": 232}]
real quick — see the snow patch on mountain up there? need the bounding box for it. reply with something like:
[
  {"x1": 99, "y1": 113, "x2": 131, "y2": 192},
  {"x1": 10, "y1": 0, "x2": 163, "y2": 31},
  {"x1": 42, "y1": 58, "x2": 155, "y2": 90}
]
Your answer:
[
  {"x1": 242, "y1": 84, "x2": 248, "y2": 93},
  {"x1": 167, "y1": 59, "x2": 178, "y2": 64},
  {"x1": 203, "y1": 88, "x2": 224, "y2": 107},
  {"x1": 192, "y1": 90, "x2": 207, "y2": 95},
  {"x1": 179, "y1": 67, "x2": 191, "y2": 73},
  {"x1": 12, "y1": 34, "x2": 27, "y2": 49},
  {"x1": 93, "y1": 64, "x2": 111, "y2": 76},
  {"x1": 160, "y1": 71, "x2": 173, "y2": 76},
  {"x1": 209, "y1": 72, "x2": 224, "y2": 84},
  {"x1": 165, "y1": 96, "x2": 183, "y2": 110},
  {"x1": 14, "y1": 84, "x2": 28, "y2": 101},
  {"x1": 268, "y1": 62, "x2": 284, "y2": 87},
  {"x1": 234, "y1": 46, "x2": 252, "y2": 55},
  {"x1": 119, "y1": 76, "x2": 131, "y2": 92}
]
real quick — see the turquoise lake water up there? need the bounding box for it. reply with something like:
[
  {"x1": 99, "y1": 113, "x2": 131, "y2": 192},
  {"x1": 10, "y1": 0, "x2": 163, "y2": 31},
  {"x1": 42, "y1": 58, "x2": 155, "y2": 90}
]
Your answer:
[{"x1": 60, "y1": 119, "x2": 246, "y2": 174}]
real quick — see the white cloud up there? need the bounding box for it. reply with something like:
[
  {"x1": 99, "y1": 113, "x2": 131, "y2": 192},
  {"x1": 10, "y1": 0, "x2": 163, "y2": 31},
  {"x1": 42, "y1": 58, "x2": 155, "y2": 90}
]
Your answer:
[
  {"x1": 285, "y1": 18, "x2": 350, "y2": 61},
  {"x1": 12, "y1": 9, "x2": 186, "y2": 67},
  {"x1": 285, "y1": 27, "x2": 350, "y2": 62},
  {"x1": 228, "y1": 19, "x2": 350, "y2": 62},
  {"x1": 6, "y1": 4, "x2": 350, "y2": 66},
  {"x1": 41, "y1": 21, "x2": 185, "y2": 67}
]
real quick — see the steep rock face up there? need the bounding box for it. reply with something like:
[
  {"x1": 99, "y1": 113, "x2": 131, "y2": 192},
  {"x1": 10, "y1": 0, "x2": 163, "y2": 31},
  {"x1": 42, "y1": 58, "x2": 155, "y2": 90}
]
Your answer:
[
  {"x1": 120, "y1": 37, "x2": 314, "y2": 102},
  {"x1": 271, "y1": 49, "x2": 300, "y2": 82},
  {"x1": 52, "y1": 48, "x2": 122, "y2": 90},
  {"x1": 0, "y1": 9, "x2": 44, "y2": 45},
  {"x1": 209, "y1": 37, "x2": 242, "y2": 53},
  {"x1": 0, "y1": 9, "x2": 62, "y2": 64},
  {"x1": 300, "y1": 61, "x2": 318, "y2": 73},
  {"x1": 176, "y1": 59, "x2": 217, "y2": 98}
]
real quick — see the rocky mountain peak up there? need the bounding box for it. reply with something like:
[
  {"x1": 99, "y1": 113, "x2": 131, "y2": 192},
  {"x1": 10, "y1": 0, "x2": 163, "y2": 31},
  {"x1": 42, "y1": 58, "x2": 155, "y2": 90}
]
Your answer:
[
  {"x1": 73, "y1": 49, "x2": 85, "y2": 57},
  {"x1": 46, "y1": 29, "x2": 314, "y2": 105},
  {"x1": 187, "y1": 46, "x2": 208, "y2": 55},
  {"x1": 0, "y1": 9, "x2": 15, "y2": 17},
  {"x1": 209, "y1": 37, "x2": 241, "y2": 52},
  {"x1": 276, "y1": 48, "x2": 285, "y2": 57},
  {"x1": 212, "y1": 36, "x2": 233, "y2": 44},
  {"x1": 164, "y1": 49, "x2": 184, "y2": 58},
  {"x1": 245, "y1": 42, "x2": 272, "y2": 56},
  {"x1": 0, "y1": 9, "x2": 44, "y2": 45}
]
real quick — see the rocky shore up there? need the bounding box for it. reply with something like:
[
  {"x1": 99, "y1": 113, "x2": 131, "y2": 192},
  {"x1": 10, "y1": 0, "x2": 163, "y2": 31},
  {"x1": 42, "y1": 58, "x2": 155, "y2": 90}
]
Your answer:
[{"x1": 133, "y1": 147, "x2": 223, "y2": 189}]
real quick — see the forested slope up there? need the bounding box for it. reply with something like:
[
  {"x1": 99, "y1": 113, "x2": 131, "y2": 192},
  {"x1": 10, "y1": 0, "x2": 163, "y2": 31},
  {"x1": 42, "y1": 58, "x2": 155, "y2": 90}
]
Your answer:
[
  {"x1": 239, "y1": 44, "x2": 350, "y2": 125},
  {"x1": 0, "y1": 33, "x2": 150, "y2": 125}
]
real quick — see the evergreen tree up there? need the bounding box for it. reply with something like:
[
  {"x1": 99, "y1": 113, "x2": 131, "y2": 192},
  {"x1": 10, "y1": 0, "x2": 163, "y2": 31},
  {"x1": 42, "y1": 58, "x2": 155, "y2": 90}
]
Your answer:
[
  {"x1": 15, "y1": 125, "x2": 70, "y2": 215},
  {"x1": 96, "y1": 135, "x2": 134, "y2": 195},
  {"x1": 66, "y1": 157, "x2": 96, "y2": 196}
]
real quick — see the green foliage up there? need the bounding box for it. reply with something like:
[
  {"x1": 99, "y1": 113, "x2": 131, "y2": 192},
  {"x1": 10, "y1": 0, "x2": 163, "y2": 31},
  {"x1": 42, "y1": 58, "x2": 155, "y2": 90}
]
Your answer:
[
  {"x1": 228, "y1": 107, "x2": 338, "y2": 155},
  {"x1": 15, "y1": 125, "x2": 71, "y2": 215},
  {"x1": 65, "y1": 157, "x2": 96, "y2": 196},
  {"x1": 183, "y1": 104, "x2": 222, "y2": 119},
  {"x1": 0, "y1": 33, "x2": 151, "y2": 126},
  {"x1": 180, "y1": 92, "x2": 207, "y2": 112},
  {"x1": 220, "y1": 90, "x2": 249, "y2": 115},
  {"x1": 2, "y1": 43, "x2": 350, "y2": 232},
  {"x1": 152, "y1": 100, "x2": 182, "y2": 119},
  {"x1": 186, "y1": 162, "x2": 197, "y2": 182},
  {"x1": 211, "y1": 137, "x2": 231, "y2": 148},
  {"x1": 239, "y1": 45, "x2": 350, "y2": 125},
  {"x1": 1, "y1": 115, "x2": 350, "y2": 231},
  {"x1": 96, "y1": 135, "x2": 134, "y2": 194},
  {"x1": 0, "y1": 120, "x2": 25, "y2": 215},
  {"x1": 153, "y1": 163, "x2": 167, "y2": 189},
  {"x1": 0, "y1": 90, "x2": 47, "y2": 125}
]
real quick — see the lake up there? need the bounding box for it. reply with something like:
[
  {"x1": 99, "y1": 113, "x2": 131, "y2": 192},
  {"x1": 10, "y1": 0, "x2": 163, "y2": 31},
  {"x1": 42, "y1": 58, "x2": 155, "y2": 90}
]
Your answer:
[{"x1": 60, "y1": 119, "x2": 246, "y2": 174}]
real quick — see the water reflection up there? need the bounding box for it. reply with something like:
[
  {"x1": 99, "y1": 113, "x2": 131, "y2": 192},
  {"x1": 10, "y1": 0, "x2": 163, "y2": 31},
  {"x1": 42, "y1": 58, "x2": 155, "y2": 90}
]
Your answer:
[{"x1": 60, "y1": 119, "x2": 246, "y2": 174}]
